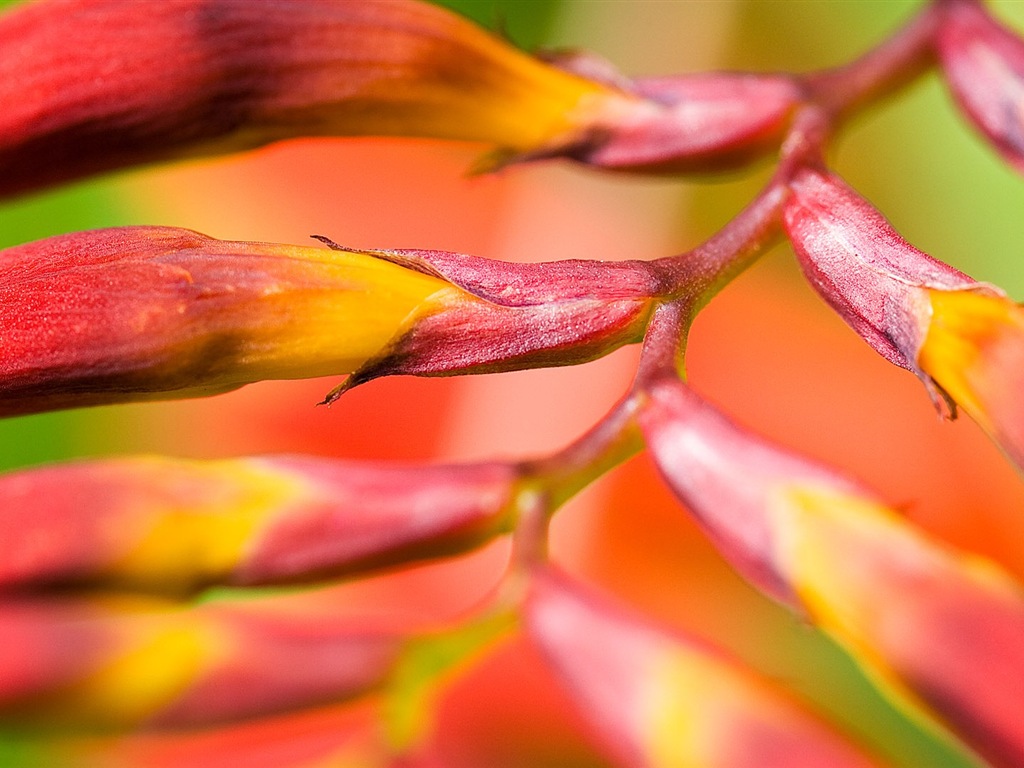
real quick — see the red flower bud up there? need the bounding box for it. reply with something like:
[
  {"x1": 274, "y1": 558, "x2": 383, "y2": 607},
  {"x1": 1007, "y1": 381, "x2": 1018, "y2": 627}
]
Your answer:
[
  {"x1": 783, "y1": 167, "x2": 1024, "y2": 470},
  {"x1": 0, "y1": 226, "x2": 447, "y2": 415},
  {"x1": 562, "y1": 69, "x2": 802, "y2": 173}
]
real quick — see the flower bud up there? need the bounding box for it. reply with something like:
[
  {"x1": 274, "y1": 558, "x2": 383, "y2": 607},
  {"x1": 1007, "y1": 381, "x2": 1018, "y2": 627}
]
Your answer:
[
  {"x1": 640, "y1": 378, "x2": 1024, "y2": 768},
  {"x1": 0, "y1": 591, "x2": 401, "y2": 729},
  {"x1": 0, "y1": 455, "x2": 518, "y2": 594},
  {"x1": 0, "y1": 227, "x2": 662, "y2": 415},
  {"x1": 937, "y1": 0, "x2": 1024, "y2": 173},
  {"x1": 783, "y1": 167, "x2": 1024, "y2": 470},
  {"x1": 524, "y1": 567, "x2": 883, "y2": 768}
]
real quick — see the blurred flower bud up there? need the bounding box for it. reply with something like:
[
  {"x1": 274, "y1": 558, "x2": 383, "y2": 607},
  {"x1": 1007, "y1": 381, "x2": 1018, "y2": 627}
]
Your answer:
[
  {"x1": 937, "y1": 0, "x2": 1024, "y2": 174},
  {"x1": 640, "y1": 378, "x2": 1024, "y2": 768},
  {"x1": 0, "y1": 591, "x2": 401, "y2": 729},
  {"x1": 0, "y1": 226, "x2": 447, "y2": 415},
  {"x1": 0, "y1": 0, "x2": 613, "y2": 198},
  {"x1": 524, "y1": 567, "x2": 883, "y2": 768},
  {"x1": 0, "y1": 455, "x2": 519, "y2": 594}
]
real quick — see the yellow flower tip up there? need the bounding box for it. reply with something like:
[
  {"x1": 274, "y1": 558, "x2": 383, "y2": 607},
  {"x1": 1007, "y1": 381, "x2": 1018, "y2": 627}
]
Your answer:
[{"x1": 918, "y1": 288, "x2": 1024, "y2": 466}]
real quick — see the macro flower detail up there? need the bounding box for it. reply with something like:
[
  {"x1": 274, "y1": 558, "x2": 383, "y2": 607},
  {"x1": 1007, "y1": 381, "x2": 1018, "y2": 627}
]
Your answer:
[
  {"x1": 0, "y1": 0, "x2": 608, "y2": 198},
  {"x1": 0, "y1": 455, "x2": 519, "y2": 594},
  {"x1": 783, "y1": 166, "x2": 1024, "y2": 469},
  {"x1": 0, "y1": 0, "x2": 1022, "y2": 766},
  {"x1": 537, "y1": 50, "x2": 802, "y2": 173},
  {"x1": 937, "y1": 0, "x2": 1024, "y2": 173},
  {"x1": 918, "y1": 288, "x2": 1024, "y2": 468},
  {"x1": 524, "y1": 567, "x2": 884, "y2": 768},
  {"x1": 640, "y1": 377, "x2": 1024, "y2": 768}
]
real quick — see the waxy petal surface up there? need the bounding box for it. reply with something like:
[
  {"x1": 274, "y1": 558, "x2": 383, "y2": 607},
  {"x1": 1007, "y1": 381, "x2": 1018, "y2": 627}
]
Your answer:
[
  {"x1": 0, "y1": 0, "x2": 805, "y2": 199},
  {"x1": 525, "y1": 568, "x2": 883, "y2": 768},
  {"x1": 784, "y1": 168, "x2": 1024, "y2": 467},
  {"x1": 0, "y1": 226, "x2": 447, "y2": 415},
  {"x1": 319, "y1": 243, "x2": 662, "y2": 399},
  {"x1": 0, "y1": 455, "x2": 518, "y2": 594},
  {"x1": 0, "y1": 0, "x2": 614, "y2": 198},
  {"x1": 640, "y1": 378, "x2": 1024, "y2": 768}
]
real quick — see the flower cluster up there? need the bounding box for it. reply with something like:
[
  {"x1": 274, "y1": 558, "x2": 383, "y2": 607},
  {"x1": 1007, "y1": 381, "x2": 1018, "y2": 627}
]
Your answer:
[{"x1": 1, "y1": 1, "x2": 1023, "y2": 767}]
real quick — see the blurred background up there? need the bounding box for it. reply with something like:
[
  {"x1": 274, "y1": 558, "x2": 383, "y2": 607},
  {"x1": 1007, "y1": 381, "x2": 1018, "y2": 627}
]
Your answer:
[{"x1": 2, "y1": 1, "x2": 1024, "y2": 765}]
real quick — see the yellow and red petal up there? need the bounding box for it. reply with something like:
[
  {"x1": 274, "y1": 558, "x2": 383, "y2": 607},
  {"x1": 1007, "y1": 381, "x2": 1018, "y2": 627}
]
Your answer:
[
  {"x1": 919, "y1": 289, "x2": 1024, "y2": 470},
  {"x1": 0, "y1": 0, "x2": 803, "y2": 199},
  {"x1": 0, "y1": 227, "x2": 662, "y2": 415}
]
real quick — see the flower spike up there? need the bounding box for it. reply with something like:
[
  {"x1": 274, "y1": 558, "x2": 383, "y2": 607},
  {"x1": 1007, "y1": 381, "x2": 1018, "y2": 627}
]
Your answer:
[
  {"x1": 524, "y1": 567, "x2": 885, "y2": 768},
  {"x1": 0, "y1": 455, "x2": 519, "y2": 595},
  {"x1": 640, "y1": 378, "x2": 1024, "y2": 768},
  {"x1": 783, "y1": 167, "x2": 1024, "y2": 470},
  {"x1": 937, "y1": 0, "x2": 1024, "y2": 174}
]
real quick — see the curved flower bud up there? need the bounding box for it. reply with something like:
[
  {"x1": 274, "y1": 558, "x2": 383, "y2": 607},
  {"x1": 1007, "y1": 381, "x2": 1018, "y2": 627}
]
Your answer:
[
  {"x1": 783, "y1": 168, "x2": 1024, "y2": 467},
  {"x1": 0, "y1": 227, "x2": 663, "y2": 415},
  {"x1": 640, "y1": 378, "x2": 1024, "y2": 768},
  {"x1": 315, "y1": 240, "x2": 662, "y2": 401},
  {"x1": 0, "y1": 454, "x2": 518, "y2": 595},
  {"x1": 936, "y1": 0, "x2": 1024, "y2": 174},
  {"x1": 0, "y1": 226, "x2": 448, "y2": 416},
  {"x1": 0, "y1": 591, "x2": 402, "y2": 729},
  {"x1": 524, "y1": 567, "x2": 884, "y2": 768},
  {"x1": 0, "y1": 0, "x2": 803, "y2": 199}
]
